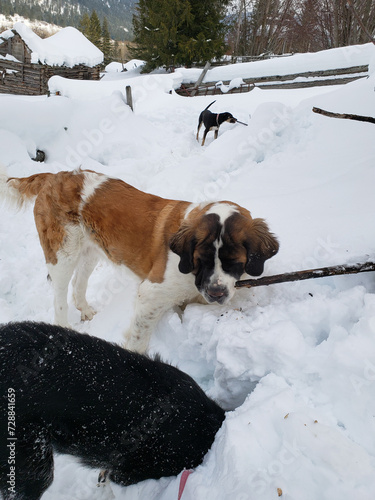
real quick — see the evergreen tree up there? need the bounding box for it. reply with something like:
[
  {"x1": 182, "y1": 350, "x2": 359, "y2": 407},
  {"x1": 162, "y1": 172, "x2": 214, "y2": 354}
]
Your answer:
[
  {"x1": 101, "y1": 17, "x2": 113, "y2": 66},
  {"x1": 131, "y1": 0, "x2": 230, "y2": 70},
  {"x1": 179, "y1": 0, "x2": 230, "y2": 65},
  {"x1": 79, "y1": 13, "x2": 91, "y2": 37},
  {"x1": 87, "y1": 10, "x2": 102, "y2": 48}
]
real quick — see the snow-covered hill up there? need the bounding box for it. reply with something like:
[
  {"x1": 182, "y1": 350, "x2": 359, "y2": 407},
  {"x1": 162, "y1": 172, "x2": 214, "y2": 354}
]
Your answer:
[
  {"x1": 0, "y1": 13, "x2": 61, "y2": 36},
  {"x1": 0, "y1": 0, "x2": 135, "y2": 39},
  {"x1": 1, "y1": 43, "x2": 375, "y2": 500}
]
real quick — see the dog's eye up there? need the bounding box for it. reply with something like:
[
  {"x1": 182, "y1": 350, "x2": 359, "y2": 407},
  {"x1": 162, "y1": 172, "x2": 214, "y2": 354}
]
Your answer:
[
  {"x1": 220, "y1": 259, "x2": 244, "y2": 277},
  {"x1": 221, "y1": 258, "x2": 235, "y2": 266}
]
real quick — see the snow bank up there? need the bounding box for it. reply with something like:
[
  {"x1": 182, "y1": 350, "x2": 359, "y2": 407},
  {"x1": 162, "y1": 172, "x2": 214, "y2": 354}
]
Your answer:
[
  {"x1": 105, "y1": 59, "x2": 145, "y2": 73},
  {"x1": 49, "y1": 71, "x2": 182, "y2": 100}
]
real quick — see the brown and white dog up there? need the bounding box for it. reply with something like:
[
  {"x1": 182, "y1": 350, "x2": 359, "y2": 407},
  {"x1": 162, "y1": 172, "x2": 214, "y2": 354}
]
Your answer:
[{"x1": 0, "y1": 168, "x2": 279, "y2": 352}]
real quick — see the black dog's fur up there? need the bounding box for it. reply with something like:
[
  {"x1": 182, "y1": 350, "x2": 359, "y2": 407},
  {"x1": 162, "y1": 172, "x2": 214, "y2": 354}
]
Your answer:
[
  {"x1": 196, "y1": 100, "x2": 238, "y2": 145},
  {"x1": 0, "y1": 322, "x2": 225, "y2": 500}
]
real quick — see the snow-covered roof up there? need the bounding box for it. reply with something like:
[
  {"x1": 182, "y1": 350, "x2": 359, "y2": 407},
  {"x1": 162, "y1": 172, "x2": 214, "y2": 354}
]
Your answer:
[{"x1": 0, "y1": 22, "x2": 103, "y2": 68}]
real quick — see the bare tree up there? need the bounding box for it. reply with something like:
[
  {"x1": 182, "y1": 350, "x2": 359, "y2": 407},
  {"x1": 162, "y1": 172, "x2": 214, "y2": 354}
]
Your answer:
[
  {"x1": 228, "y1": 0, "x2": 375, "y2": 56},
  {"x1": 246, "y1": 0, "x2": 297, "y2": 55},
  {"x1": 317, "y1": 0, "x2": 375, "y2": 47},
  {"x1": 231, "y1": 0, "x2": 252, "y2": 55}
]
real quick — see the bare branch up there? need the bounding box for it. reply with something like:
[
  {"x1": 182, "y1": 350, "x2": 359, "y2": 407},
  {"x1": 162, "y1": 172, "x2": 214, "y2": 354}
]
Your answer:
[
  {"x1": 235, "y1": 261, "x2": 375, "y2": 289},
  {"x1": 312, "y1": 107, "x2": 375, "y2": 124}
]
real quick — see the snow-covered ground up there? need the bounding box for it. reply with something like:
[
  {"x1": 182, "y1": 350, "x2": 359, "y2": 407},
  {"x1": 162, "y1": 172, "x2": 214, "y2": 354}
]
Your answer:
[{"x1": 1, "y1": 42, "x2": 375, "y2": 500}]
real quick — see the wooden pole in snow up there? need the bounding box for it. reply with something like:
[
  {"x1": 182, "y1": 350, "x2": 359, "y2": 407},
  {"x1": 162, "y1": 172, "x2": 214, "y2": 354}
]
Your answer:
[{"x1": 126, "y1": 85, "x2": 133, "y2": 111}]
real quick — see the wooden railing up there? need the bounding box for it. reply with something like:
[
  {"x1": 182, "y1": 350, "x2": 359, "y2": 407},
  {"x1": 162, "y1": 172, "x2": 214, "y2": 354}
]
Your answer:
[{"x1": 175, "y1": 64, "x2": 369, "y2": 96}]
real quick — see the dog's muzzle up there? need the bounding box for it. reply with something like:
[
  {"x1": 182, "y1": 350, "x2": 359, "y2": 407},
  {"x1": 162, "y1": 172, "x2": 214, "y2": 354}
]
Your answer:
[{"x1": 204, "y1": 284, "x2": 229, "y2": 304}]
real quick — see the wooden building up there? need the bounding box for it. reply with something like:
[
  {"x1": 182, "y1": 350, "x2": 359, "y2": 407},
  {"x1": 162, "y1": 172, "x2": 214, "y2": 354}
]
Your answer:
[{"x1": 0, "y1": 23, "x2": 103, "y2": 96}]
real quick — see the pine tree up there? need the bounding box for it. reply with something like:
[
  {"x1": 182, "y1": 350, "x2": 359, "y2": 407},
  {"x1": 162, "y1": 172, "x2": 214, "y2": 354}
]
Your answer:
[
  {"x1": 87, "y1": 10, "x2": 102, "y2": 49},
  {"x1": 131, "y1": 0, "x2": 230, "y2": 71},
  {"x1": 101, "y1": 17, "x2": 113, "y2": 66},
  {"x1": 179, "y1": 0, "x2": 230, "y2": 65},
  {"x1": 79, "y1": 13, "x2": 91, "y2": 37}
]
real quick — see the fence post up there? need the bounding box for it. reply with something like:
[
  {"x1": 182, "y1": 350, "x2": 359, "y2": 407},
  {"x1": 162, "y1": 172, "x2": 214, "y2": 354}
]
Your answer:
[{"x1": 126, "y1": 85, "x2": 133, "y2": 111}]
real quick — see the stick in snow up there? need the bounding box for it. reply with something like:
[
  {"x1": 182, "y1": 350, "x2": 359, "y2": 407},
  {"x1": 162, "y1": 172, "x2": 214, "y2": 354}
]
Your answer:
[
  {"x1": 235, "y1": 261, "x2": 375, "y2": 289},
  {"x1": 312, "y1": 107, "x2": 375, "y2": 125}
]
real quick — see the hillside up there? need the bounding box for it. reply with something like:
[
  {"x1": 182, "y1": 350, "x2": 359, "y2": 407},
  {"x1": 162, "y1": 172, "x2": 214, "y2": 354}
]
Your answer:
[{"x1": 0, "y1": 0, "x2": 136, "y2": 40}]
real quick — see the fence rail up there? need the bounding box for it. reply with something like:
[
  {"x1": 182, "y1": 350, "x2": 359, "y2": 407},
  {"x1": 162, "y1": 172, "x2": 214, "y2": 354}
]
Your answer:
[{"x1": 175, "y1": 64, "x2": 369, "y2": 97}]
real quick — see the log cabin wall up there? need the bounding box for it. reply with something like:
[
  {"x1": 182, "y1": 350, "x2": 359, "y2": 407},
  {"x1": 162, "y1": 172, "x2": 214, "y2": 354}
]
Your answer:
[{"x1": 0, "y1": 60, "x2": 43, "y2": 95}]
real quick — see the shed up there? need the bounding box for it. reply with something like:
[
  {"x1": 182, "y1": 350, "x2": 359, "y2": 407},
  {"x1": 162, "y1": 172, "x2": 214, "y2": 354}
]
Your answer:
[{"x1": 0, "y1": 22, "x2": 104, "y2": 95}]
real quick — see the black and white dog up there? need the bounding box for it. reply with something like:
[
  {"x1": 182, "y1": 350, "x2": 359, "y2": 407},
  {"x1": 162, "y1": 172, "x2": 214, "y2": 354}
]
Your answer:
[
  {"x1": 0, "y1": 322, "x2": 225, "y2": 500},
  {"x1": 196, "y1": 100, "x2": 238, "y2": 145}
]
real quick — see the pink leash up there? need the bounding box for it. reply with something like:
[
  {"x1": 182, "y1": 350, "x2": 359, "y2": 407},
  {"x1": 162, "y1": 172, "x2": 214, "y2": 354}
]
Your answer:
[{"x1": 178, "y1": 469, "x2": 193, "y2": 500}]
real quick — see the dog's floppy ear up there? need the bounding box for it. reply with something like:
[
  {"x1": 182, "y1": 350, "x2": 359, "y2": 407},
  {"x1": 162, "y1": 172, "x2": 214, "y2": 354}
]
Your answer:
[
  {"x1": 244, "y1": 218, "x2": 279, "y2": 276},
  {"x1": 170, "y1": 222, "x2": 197, "y2": 274}
]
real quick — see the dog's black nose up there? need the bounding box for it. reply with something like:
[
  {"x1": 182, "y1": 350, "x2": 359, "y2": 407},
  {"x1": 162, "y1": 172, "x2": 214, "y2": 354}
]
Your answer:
[{"x1": 206, "y1": 285, "x2": 228, "y2": 303}]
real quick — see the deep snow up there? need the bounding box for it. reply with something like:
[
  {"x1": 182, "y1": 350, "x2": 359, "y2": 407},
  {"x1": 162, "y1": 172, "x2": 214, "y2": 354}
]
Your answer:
[{"x1": 1, "y1": 42, "x2": 375, "y2": 500}]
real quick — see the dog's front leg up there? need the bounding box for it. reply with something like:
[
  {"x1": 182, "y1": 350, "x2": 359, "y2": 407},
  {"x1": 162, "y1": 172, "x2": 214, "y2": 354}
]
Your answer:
[{"x1": 123, "y1": 280, "x2": 172, "y2": 353}]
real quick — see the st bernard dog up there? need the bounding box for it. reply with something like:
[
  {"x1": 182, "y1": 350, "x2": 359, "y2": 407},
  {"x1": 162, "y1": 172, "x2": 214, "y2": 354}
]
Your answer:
[{"x1": 1, "y1": 168, "x2": 279, "y2": 352}]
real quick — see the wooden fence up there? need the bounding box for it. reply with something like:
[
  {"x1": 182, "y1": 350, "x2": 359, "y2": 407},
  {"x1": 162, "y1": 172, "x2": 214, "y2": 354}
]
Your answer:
[
  {"x1": 175, "y1": 64, "x2": 369, "y2": 97},
  {"x1": 0, "y1": 59, "x2": 101, "y2": 95}
]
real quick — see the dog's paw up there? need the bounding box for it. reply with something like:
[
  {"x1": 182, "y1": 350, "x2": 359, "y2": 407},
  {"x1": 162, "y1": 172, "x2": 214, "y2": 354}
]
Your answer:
[
  {"x1": 97, "y1": 469, "x2": 109, "y2": 487},
  {"x1": 80, "y1": 306, "x2": 96, "y2": 322}
]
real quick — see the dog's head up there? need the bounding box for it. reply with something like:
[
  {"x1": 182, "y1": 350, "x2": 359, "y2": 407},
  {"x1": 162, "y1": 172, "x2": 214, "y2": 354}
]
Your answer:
[
  {"x1": 224, "y1": 112, "x2": 237, "y2": 124},
  {"x1": 170, "y1": 203, "x2": 279, "y2": 304},
  {"x1": 217, "y1": 112, "x2": 237, "y2": 125}
]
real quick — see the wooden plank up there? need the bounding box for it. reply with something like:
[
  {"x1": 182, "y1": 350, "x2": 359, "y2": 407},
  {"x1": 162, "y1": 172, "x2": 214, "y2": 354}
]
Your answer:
[
  {"x1": 191, "y1": 62, "x2": 211, "y2": 97},
  {"x1": 175, "y1": 64, "x2": 369, "y2": 96},
  {"x1": 257, "y1": 75, "x2": 366, "y2": 89},
  {"x1": 126, "y1": 85, "x2": 133, "y2": 111},
  {"x1": 202, "y1": 65, "x2": 368, "y2": 87}
]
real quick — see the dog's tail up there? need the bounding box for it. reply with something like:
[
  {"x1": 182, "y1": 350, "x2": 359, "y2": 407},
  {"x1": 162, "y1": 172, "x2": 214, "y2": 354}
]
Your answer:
[
  {"x1": 0, "y1": 164, "x2": 53, "y2": 209},
  {"x1": 204, "y1": 100, "x2": 216, "y2": 111}
]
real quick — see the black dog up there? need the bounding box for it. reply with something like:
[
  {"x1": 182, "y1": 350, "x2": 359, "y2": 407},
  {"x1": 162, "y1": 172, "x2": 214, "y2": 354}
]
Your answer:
[
  {"x1": 0, "y1": 322, "x2": 225, "y2": 500},
  {"x1": 196, "y1": 100, "x2": 238, "y2": 146}
]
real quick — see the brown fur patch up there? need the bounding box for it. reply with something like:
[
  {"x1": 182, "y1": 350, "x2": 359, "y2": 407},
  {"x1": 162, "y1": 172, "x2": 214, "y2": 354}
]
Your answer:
[
  {"x1": 33, "y1": 171, "x2": 85, "y2": 265},
  {"x1": 80, "y1": 178, "x2": 190, "y2": 281},
  {"x1": 224, "y1": 212, "x2": 279, "y2": 257},
  {"x1": 7, "y1": 173, "x2": 54, "y2": 199}
]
